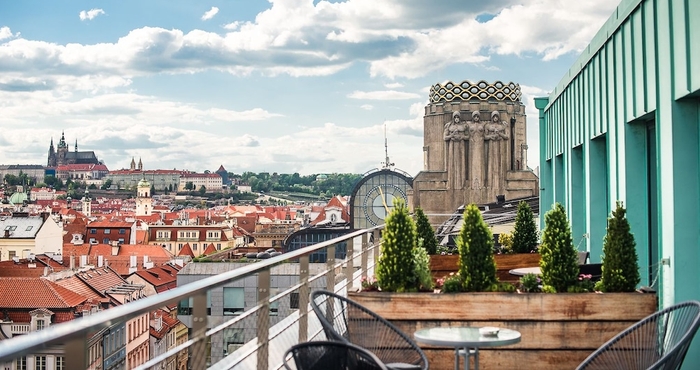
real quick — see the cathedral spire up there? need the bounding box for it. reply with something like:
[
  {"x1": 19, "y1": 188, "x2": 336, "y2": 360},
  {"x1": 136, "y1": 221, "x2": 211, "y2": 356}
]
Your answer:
[
  {"x1": 75, "y1": 139, "x2": 78, "y2": 152},
  {"x1": 130, "y1": 157, "x2": 136, "y2": 171},
  {"x1": 138, "y1": 157, "x2": 143, "y2": 171}
]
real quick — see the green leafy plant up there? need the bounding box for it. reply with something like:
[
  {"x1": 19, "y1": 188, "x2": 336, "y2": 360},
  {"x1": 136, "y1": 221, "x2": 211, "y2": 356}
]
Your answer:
[
  {"x1": 376, "y1": 198, "x2": 418, "y2": 292},
  {"x1": 361, "y1": 275, "x2": 379, "y2": 291},
  {"x1": 599, "y1": 201, "x2": 640, "y2": 292},
  {"x1": 414, "y1": 207, "x2": 438, "y2": 255},
  {"x1": 539, "y1": 203, "x2": 579, "y2": 293},
  {"x1": 497, "y1": 232, "x2": 514, "y2": 254},
  {"x1": 457, "y1": 204, "x2": 498, "y2": 292},
  {"x1": 512, "y1": 201, "x2": 539, "y2": 253},
  {"x1": 441, "y1": 273, "x2": 462, "y2": 293},
  {"x1": 486, "y1": 282, "x2": 517, "y2": 292},
  {"x1": 568, "y1": 274, "x2": 596, "y2": 293},
  {"x1": 412, "y1": 244, "x2": 434, "y2": 291},
  {"x1": 519, "y1": 273, "x2": 541, "y2": 293}
]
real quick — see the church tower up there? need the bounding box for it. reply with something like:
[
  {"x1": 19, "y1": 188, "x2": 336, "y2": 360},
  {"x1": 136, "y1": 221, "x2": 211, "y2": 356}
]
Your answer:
[
  {"x1": 81, "y1": 189, "x2": 92, "y2": 218},
  {"x1": 138, "y1": 158, "x2": 143, "y2": 171},
  {"x1": 130, "y1": 157, "x2": 136, "y2": 171},
  {"x1": 135, "y1": 176, "x2": 152, "y2": 216},
  {"x1": 47, "y1": 138, "x2": 56, "y2": 167}
]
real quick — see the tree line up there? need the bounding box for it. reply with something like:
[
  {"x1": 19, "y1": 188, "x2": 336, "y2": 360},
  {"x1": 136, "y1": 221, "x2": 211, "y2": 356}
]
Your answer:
[{"x1": 231, "y1": 172, "x2": 364, "y2": 198}]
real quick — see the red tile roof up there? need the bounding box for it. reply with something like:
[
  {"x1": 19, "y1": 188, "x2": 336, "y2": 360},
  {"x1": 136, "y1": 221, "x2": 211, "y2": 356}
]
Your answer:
[
  {"x1": 202, "y1": 243, "x2": 217, "y2": 256},
  {"x1": 178, "y1": 243, "x2": 195, "y2": 258},
  {"x1": 0, "y1": 278, "x2": 87, "y2": 309}
]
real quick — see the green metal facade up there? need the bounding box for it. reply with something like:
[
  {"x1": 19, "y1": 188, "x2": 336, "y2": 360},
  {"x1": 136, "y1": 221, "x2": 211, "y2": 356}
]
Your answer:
[{"x1": 537, "y1": 0, "x2": 699, "y2": 316}]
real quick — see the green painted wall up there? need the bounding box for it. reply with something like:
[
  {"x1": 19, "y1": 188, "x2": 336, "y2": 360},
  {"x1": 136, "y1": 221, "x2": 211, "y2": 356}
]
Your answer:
[{"x1": 537, "y1": 0, "x2": 700, "y2": 366}]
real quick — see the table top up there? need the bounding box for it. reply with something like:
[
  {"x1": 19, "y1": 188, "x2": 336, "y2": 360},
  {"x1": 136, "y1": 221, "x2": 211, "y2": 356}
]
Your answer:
[
  {"x1": 413, "y1": 327, "x2": 521, "y2": 348},
  {"x1": 509, "y1": 266, "x2": 541, "y2": 276}
]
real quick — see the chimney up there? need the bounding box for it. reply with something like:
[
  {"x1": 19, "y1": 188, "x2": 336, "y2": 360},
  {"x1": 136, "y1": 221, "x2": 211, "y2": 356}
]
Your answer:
[
  {"x1": 4, "y1": 229, "x2": 9, "y2": 238},
  {"x1": 40, "y1": 212, "x2": 49, "y2": 222},
  {"x1": 111, "y1": 242, "x2": 119, "y2": 256},
  {"x1": 98, "y1": 255, "x2": 104, "y2": 267},
  {"x1": 80, "y1": 255, "x2": 87, "y2": 267},
  {"x1": 70, "y1": 255, "x2": 75, "y2": 270},
  {"x1": 130, "y1": 255, "x2": 137, "y2": 268}
]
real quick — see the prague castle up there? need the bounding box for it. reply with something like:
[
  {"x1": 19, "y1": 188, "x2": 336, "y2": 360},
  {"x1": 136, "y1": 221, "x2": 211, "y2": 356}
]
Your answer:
[{"x1": 47, "y1": 131, "x2": 101, "y2": 167}]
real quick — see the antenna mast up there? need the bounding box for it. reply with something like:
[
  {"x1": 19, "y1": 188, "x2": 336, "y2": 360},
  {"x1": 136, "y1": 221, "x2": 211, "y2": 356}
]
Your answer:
[{"x1": 381, "y1": 123, "x2": 394, "y2": 169}]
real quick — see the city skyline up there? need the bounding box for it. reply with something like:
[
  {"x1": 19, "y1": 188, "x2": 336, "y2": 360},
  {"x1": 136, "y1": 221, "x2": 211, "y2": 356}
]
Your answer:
[{"x1": 1, "y1": 0, "x2": 619, "y2": 176}]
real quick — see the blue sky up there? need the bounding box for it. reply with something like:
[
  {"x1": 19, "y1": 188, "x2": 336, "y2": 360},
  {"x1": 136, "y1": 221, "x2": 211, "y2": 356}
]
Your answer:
[{"x1": 0, "y1": 0, "x2": 618, "y2": 176}]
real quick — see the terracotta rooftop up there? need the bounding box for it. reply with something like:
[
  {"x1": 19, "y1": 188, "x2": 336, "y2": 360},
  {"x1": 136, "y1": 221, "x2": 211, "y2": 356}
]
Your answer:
[{"x1": 0, "y1": 277, "x2": 87, "y2": 309}]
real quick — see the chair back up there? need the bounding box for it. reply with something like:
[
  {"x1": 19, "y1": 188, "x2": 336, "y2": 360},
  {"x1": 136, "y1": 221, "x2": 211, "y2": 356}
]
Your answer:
[
  {"x1": 578, "y1": 251, "x2": 590, "y2": 265},
  {"x1": 311, "y1": 290, "x2": 428, "y2": 370},
  {"x1": 283, "y1": 341, "x2": 388, "y2": 370},
  {"x1": 576, "y1": 300, "x2": 700, "y2": 370}
]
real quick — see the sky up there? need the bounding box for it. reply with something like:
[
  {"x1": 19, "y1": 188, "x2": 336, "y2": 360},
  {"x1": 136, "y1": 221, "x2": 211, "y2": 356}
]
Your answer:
[{"x1": 0, "y1": 0, "x2": 620, "y2": 177}]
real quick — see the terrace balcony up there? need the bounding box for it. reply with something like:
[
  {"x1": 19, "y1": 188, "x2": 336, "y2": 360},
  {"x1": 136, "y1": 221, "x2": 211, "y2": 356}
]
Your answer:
[{"x1": 0, "y1": 226, "x2": 655, "y2": 370}]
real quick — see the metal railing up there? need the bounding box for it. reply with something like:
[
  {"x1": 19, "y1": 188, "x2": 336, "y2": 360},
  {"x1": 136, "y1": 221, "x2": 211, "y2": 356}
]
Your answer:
[{"x1": 0, "y1": 226, "x2": 383, "y2": 370}]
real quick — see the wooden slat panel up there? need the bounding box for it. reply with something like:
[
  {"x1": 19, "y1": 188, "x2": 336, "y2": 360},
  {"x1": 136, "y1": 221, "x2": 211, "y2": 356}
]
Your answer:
[
  {"x1": 393, "y1": 320, "x2": 633, "y2": 350},
  {"x1": 349, "y1": 292, "x2": 657, "y2": 321},
  {"x1": 423, "y1": 349, "x2": 591, "y2": 370}
]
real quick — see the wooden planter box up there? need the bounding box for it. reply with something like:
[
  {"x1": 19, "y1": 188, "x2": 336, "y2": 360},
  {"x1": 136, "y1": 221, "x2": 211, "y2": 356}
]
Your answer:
[
  {"x1": 348, "y1": 291, "x2": 658, "y2": 370},
  {"x1": 430, "y1": 253, "x2": 541, "y2": 283}
]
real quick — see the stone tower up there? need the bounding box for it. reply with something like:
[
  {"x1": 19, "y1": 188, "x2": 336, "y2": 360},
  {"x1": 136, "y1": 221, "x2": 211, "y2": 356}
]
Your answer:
[
  {"x1": 81, "y1": 189, "x2": 92, "y2": 218},
  {"x1": 412, "y1": 80, "x2": 539, "y2": 224},
  {"x1": 135, "y1": 176, "x2": 152, "y2": 216}
]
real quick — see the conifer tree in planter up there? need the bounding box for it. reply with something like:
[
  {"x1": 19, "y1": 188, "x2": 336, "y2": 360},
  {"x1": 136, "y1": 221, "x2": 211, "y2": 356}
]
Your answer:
[
  {"x1": 414, "y1": 206, "x2": 438, "y2": 255},
  {"x1": 457, "y1": 204, "x2": 497, "y2": 292},
  {"x1": 599, "y1": 201, "x2": 640, "y2": 292},
  {"x1": 376, "y1": 198, "x2": 418, "y2": 292},
  {"x1": 512, "y1": 201, "x2": 539, "y2": 253},
  {"x1": 539, "y1": 203, "x2": 579, "y2": 292}
]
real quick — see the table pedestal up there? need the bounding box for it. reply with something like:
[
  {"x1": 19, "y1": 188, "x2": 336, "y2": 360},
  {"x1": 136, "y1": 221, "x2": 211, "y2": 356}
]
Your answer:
[{"x1": 456, "y1": 347, "x2": 478, "y2": 370}]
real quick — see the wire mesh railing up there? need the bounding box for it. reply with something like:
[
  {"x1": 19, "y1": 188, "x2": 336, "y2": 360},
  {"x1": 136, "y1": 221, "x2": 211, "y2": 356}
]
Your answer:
[{"x1": 0, "y1": 226, "x2": 382, "y2": 370}]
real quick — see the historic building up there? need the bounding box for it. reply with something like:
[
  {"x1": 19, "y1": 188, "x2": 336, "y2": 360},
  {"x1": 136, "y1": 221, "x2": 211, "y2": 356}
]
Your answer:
[
  {"x1": 47, "y1": 132, "x2": 101, "y2": 167},
  {"x1": 412, "y1": 80, "x2": 539, "y2": 225}
]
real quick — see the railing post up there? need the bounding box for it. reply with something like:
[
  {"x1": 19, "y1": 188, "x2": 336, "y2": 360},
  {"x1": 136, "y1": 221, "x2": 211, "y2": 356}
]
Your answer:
[
  {"x1": 298, "y1": 255, "x2": 310, "y2": 343},
  {"x1": 346, "y1": 235, "x2": 354, "y2": 294},
  {"x1": 191, "y1": 292, "x2": 207, "y2": 370},
  {"x1": 361, "y1": 232, "x2": 368, "y2": 282},
  {"x1": 326, "y1": 244, "x2": 336, "y2": 292},
  {"x1": 257, "y1": 269, "x2": 271, "y2": 370},
  {"x1": 65, "y1": 333, "x2": 88, "y2": 370},
  {"x1": 373, "y1": 229, "x2": 381, "y2": 267}
]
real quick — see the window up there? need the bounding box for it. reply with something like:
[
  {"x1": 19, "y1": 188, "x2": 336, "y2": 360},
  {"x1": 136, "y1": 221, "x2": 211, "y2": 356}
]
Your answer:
[
  {"x1": 104, "y1": 229, "x2": 111, "y2": 234},
  {"x1": 16, "y1": 357, "x2": 26, "y2": 370},
  {"x1": 290, "y1": 293, "x2": 300, "y2": 309},
  {"x1": 36, "y1": 319, "x2": 45, "y2": 331},
  {"x1": 90, "y1": 229, "x2": 96, "y2": 234},
  {"x1": 223, "y1": 328, "x2": 244, "y2": 355},
  {"x1": 103, "y1": 238, "x2": 110, "y2": 244},
  {"x1": 269, "y1": 289, "x2": 279, "y2": 316},
  {"x1": 223, "y1": 288, "x2": 244, "y2": 315},
  {"x1": 193, "y1": 244, "x2": 197, "y2": 250},
  {"x1": 56, "y1": 356, "x2": 65, "y2": 370},
  {"x1": 8, "y1": 251, "x2": 16, "y2": 259},
  {"x1": 34, "y1": 356, "x2": 46, "y2": 370},
  {"x1": 178, "y1": 298, "x2": 193, "y2": 315},
  {"x1": 119, "y1": 229, "x2": 126, "y2": 234},
  {"x1": 118, "y1": 238, "x2": 124, "y2": 244},
  {"x1": 4, "y1": 226, "x2": 16, "y2": 231},
  {"x1": 25, "y1": 226, "x2": 33, "y2": 231},
  {"x1": 217, "y1": 243, "x2": 221, "y2": 250}
]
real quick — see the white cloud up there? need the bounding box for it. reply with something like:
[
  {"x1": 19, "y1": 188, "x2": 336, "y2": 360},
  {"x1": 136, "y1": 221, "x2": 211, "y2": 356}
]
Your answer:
[
  {"x1": 360, "y1": 104, "x2": 373, "y2": 110},
  {"x1": 79, "y1": 9, "x2": 105, "y2": 21},
  {"x1": 0, "y1": 27, "x2": 16, "y2": 40},
  {"x1": 384, "y1": 82, "x2": 403, "y2": 89},
  {"x1": 348, "y1": 90, "x2": 421, "y2": 100},
  {"x1": 201, "y1": 7, "x2": 219, "y2": 21}
]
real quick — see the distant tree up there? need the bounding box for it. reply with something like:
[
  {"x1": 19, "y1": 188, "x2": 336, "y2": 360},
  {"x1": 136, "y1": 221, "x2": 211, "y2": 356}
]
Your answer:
[
  {"x1": 150, "y1": 184, "x2": 156, "y2": 195},
  {"x1": 4, "y1": 174, "x2": 18, "y2": 186},
  {"x1": 88, "y1": 184, "x2": 97, "y2": 190},
  {"x1": 184, "y1": 182, "x2": 194, "y2": 191},
  {"x1": 199, "y1": 185, "x2": 206, "y2": 195},
  {"x1": 101, "y1": 179, "x2": 113, "y2": 190}
]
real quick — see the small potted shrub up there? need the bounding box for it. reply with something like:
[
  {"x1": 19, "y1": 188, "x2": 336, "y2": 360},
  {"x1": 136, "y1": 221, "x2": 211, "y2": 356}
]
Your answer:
[
  {"x1": 597, "y1": 201, "x2": 641, "y2": 292},
  {"x1": 457, "y1": 204, "x2": 498, "y2": 292},
  {"x1": 414, "y1": 206, "x2": 438, "y2": 255},
  {"x1": 539, "y1": 203, "x2": 579, "y2": 292},
  {"x1": 376, "y1": 198, "x2": 432, "y2": 292},
  {"x1": 512, "y1": 201, "x2": 539, "y2": 253}
]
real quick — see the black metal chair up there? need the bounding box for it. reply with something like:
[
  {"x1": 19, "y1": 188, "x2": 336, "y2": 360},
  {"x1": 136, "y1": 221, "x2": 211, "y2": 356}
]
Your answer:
[
  {"x1": 310, "y1": 290, "x2": 428, "y2": 370},
  {"x1": 283, "y1": 341, "x2": 389, "y2": 370},
  {"x1": 576, "y1": 300, "x2": 700, "y2": 370}
]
